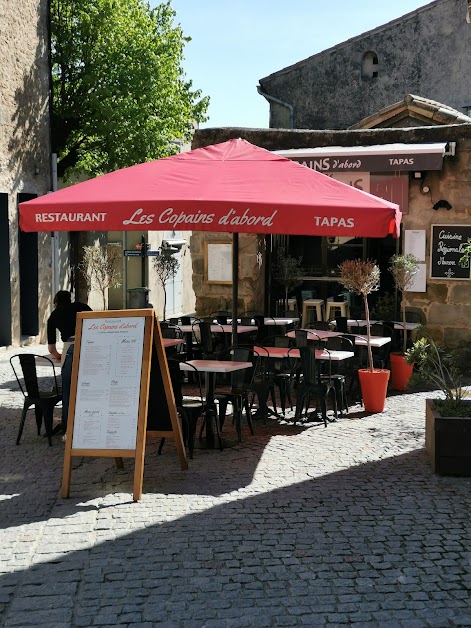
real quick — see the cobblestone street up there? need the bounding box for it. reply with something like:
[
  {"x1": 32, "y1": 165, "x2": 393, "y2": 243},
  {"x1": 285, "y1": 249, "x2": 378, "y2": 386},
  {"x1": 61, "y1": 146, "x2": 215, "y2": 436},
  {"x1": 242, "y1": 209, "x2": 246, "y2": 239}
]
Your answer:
[{"x1": 0, "y1": 344, "x2": 470, "y2": 627}]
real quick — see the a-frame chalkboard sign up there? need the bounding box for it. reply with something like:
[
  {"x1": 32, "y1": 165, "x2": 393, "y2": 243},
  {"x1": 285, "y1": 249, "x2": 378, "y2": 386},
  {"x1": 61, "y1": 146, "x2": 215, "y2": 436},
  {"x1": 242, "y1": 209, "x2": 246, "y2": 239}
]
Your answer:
[{"x1": 61, "y1": 309, "x2": 187, "y2": 501}]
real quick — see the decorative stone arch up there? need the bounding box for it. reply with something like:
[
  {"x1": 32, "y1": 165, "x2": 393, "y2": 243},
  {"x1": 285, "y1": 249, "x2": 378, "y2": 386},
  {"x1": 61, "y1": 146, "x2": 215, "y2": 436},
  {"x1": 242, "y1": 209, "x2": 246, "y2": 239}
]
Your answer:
[{"x1": 361, "y1": 51, "x2": 379, "y2": 80}]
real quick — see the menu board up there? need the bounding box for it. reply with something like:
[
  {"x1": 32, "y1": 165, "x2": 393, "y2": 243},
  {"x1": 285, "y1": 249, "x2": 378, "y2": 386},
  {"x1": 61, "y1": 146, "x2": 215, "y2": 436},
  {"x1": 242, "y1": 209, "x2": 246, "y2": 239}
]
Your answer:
[
  {"x1": 72, "y1": 316, "x2": 145, "y2": 450},
  {"x1": 61, "y1": 309, "x2": 187, "y2": 502},
  {"x1": 430, "y1": 225, "x2": 471, "y2": 280},
  {"x1": 204, "y1": 241, "x2": 232, "y2": 284}
]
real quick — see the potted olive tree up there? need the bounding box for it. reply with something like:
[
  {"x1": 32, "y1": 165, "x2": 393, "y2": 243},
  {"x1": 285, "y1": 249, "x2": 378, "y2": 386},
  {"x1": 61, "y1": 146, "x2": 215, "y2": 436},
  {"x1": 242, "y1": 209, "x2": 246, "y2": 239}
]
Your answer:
[
  {"x1": 272, "y1": 246, "x2": 303, "y2": 313},
  {"x1": 405, "y1": 337, "x2": 471, "y2": 475},
  {"x1": 338, "y1": 259, "x2": 390, "y2": 412},
  {"x1": 78, "y1": 244, "x2": 122, "y2": 310},
  {"x1": 153, "y1": 249, "x2": 179, "y2": 322},
  {"x1": 388, "y1": 253, "x2": 420, "y2": 390}
]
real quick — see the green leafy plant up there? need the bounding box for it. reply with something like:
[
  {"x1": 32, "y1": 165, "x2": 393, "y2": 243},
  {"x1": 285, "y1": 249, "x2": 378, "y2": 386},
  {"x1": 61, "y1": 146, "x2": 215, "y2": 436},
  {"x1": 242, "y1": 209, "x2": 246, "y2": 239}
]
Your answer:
[
  {"x1": 405, "y1": 337, "x2": 471, "y2": 417},
  {"x1": 459, "y1": 238, "x2": 471, "y2": 269},
  {"x1": 272, "y1": 246, "x2": 303, "y2": 312},
  {"x1": 338, "y1": 259, "x2": 380, "y2": 372},
  {"x1": 51, "y1": 0, "x2": 209, "y2": 179},
  {"x1": 153, "y1": 250, "x2": 179, "y2": 321},
  {"x1": 374, "y1": 292, "x2": 397, "y2": 322},
  {"x1": 389, "y1": 253, "x2": 420, "y2": 353},
  {"x1": 78, "y1": 244, "x2": 122, "y2": 310}
]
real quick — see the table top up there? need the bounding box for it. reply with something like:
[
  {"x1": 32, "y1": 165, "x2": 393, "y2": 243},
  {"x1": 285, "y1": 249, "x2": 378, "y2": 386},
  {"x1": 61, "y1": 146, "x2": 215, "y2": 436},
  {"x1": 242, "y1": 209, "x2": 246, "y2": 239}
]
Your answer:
[
  {"x1": 179, "y1": 324, "x2": 258, "y2": 334},
  {"x1": 345, "y1": 319, "x2": 419, "y2": 331},
  {"x1": 286, "y1": 328, "x2": 391, "y2": 347},
  {"x1": 253, "y1": 346, "x2": 354, "y2": 361},
  {"x1": 162, "y1": 338, "x2": 185, "y2": 348},
  {"x1": 227, "y1": 317, "x2": 299, "y2": 326},
  {"x1": 178, "y1": 359, "x2": 252, "y2": 373},
  {"x1": 286, "y1": 329, "x2": 340, "y2": 340}
]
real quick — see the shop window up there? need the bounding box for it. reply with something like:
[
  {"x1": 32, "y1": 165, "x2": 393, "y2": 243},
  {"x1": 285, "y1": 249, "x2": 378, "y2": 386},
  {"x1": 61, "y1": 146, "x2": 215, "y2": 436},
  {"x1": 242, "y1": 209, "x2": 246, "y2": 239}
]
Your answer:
[{"x1": 361, "y1": 51, "x2": 379, "y2": 80}]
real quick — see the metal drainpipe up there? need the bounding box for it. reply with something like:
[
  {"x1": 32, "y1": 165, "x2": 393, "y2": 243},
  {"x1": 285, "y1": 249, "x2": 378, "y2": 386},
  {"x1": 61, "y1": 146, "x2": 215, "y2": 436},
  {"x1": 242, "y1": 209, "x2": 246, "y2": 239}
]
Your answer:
[{"x1": 256, "y1": 86, "x2": 295, "y2": 129}]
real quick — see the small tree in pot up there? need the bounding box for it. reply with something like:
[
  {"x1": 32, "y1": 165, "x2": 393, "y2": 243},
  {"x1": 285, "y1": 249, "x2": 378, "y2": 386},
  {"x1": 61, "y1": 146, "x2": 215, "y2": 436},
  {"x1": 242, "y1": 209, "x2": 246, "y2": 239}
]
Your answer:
[
  {"x1": 338, "y1": 259, "x2": 389, "y2": 412},
  {"x1": 153, "y1": 249, "x2": 179, "y2": 322},
  {"x1": 272, "y1": 246, "x2": 303, "y2": 313}
]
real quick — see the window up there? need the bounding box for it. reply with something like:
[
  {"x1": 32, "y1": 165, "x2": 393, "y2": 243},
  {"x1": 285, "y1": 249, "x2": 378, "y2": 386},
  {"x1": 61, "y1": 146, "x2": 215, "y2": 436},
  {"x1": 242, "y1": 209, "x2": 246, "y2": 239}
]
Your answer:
[
  {"x1": 361, "y1": 51, "x2": 379, "y2": 80},
  {"x1": 467, "y1": 0, "x2": 471, "y2": 23}
]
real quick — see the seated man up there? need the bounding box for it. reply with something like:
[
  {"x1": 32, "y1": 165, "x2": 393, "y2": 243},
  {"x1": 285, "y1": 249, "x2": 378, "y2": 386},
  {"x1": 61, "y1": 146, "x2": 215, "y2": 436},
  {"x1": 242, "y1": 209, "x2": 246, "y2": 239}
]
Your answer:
[{"x1": 47, "y1": 290, "x2": 92, "y2": 435}]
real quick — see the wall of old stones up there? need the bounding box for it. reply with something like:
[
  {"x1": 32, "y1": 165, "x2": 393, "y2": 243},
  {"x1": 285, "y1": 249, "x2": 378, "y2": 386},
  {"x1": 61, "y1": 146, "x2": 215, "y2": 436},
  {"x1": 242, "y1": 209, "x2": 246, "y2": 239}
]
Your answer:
[
  {"x1": 190, "y1": 231, "x2": 265, "y2": 317},
  {"x1": 259, "y1": 0, "x2": 470, "y2": 130},
  {"x1": 0, "y1": 0, "x2": 52, "y2": 345}
]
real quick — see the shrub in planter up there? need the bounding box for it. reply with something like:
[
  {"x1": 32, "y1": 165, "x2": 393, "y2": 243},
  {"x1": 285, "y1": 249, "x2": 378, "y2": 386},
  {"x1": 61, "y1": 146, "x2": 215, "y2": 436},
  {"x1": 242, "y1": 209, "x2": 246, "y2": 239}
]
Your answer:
[
  {"x1": 405, "y1": 337, "x2": 471, "y2": 475},
  {"x1": 388, "y1": 253, "x2": 420, "y2": 390}
]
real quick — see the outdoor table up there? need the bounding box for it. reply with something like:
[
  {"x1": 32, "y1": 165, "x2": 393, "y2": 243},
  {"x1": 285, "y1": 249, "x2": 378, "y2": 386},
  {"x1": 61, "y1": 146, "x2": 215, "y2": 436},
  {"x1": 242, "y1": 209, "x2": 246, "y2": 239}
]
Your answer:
[
  {"x1": 179, "y1": 324, "x2": 258, "y2": 334},
  {"x1": 286, "y1": 328, "x2": 342, "y2": 341},
  {"x1": 344, "y1": 319, "x2": 419, "y2": 331},
  {"x1": 178, "y1": 359, "x2": 252, "y2": 448},
  {"x1": 253, "y1": 346, "x2": 354, "y2": 361},
  {"x1": 162, "y1": 338, "x2": 185, "y2": 349},
  {"x1": 286, "y1": 328, "x2": 390, "y2": 348}
]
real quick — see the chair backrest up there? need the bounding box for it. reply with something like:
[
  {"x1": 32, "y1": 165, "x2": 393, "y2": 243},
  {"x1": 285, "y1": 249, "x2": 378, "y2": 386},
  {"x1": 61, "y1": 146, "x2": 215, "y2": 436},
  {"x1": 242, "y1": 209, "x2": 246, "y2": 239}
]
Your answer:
[
  {"x1": 295, "y1": 329, "x2": 309, "y2": 347},
  {"x1": 335, "y1": 317, "x2": 349, "y2": 333},
  {"x1": 10, "y1": 354, "x2": 60, "y2": 399},
  {"x1": 211, "y1": 311, "x2": 229, "y2": 325},
  {"x1": 306, "y1": 321, "x2": 330, "y2": 331},
  {"x1": 192, "y1": 321, "x2": 214, "y2": 355},
  {"x1": 167, "y1": 358, "x2": 204, "y2": 408},
  {"x1": 299, "y1": 346, "x2": 321, "y2": 386}
]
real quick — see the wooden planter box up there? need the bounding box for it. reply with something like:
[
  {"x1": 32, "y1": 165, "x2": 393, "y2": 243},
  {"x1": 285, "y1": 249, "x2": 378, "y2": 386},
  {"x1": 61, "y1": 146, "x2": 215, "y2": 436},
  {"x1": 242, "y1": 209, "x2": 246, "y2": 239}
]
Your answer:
[{"x1": 426, "y1": 399, "x2": 471, "y2": 476}]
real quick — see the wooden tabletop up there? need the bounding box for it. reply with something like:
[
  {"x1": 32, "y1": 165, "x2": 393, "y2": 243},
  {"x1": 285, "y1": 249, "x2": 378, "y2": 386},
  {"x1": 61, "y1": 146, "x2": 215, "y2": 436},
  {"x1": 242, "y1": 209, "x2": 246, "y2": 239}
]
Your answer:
[
  {"x1": 178, "y1": 360, "x2": 252, "y2": 373},
  {"x1": 254, "y1": 346, "x2": 354, "y2": 361}
]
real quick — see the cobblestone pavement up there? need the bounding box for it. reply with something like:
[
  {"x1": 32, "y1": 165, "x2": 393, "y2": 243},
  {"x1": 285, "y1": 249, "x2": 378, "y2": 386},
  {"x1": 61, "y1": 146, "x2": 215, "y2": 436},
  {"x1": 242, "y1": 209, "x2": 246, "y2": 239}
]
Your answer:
[{"x1": 0, "y1": 344, "x2": 470, "y2": 627}]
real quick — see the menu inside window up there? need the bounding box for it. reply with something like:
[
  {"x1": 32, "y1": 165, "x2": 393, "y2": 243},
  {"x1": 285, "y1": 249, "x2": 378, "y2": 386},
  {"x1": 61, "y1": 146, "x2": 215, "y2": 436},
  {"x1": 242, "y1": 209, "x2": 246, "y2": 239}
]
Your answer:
[{"x1": 72, "y1": 316, "x2": 145, "y2": 450}]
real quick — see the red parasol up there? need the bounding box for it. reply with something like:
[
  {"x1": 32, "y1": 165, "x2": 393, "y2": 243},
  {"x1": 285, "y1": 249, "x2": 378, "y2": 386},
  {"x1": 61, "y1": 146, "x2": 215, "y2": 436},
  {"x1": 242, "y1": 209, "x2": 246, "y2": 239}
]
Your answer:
[{"x1": 19, "y1": 139, "x2": 401, "y2": 237}]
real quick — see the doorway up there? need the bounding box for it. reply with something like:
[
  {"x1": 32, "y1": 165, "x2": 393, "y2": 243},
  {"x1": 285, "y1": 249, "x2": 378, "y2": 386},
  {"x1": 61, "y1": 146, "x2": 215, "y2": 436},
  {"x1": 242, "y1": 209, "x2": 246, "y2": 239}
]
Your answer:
[
  {"x1": 0, "y1": 194, "x2": 12, "y2": 345},
  {"x1": 18, "y1": 193, "x2": 39, "y2": 337}
]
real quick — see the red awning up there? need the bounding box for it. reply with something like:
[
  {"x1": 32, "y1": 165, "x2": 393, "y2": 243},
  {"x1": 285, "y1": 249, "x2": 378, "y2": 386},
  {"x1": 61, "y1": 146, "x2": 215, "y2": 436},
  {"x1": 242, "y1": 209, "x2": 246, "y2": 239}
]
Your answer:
[{"x1": 19, "y1": 139, "x2": 401, "y2": 237}]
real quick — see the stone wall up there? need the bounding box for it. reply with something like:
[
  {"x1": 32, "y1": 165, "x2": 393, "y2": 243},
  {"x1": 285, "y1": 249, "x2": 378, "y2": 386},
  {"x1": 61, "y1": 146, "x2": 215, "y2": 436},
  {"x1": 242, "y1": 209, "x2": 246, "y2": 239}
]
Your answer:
[
  {"x1": 0, "y1": 0, "x2": 52, "y2": 345},
  {"x1": 190, "y1": 232, "x2": 265, "y2": 317},
  {"x1": 258, "y1": 0, "x2": 471, "y2": 130}
]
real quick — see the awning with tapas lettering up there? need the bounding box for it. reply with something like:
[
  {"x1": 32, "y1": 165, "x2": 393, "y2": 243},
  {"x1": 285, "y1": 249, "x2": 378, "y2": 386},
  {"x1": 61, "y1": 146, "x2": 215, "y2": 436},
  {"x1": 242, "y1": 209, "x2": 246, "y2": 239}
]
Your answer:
[{"x1": 274, "y1": 143, "x2": 448, "y2": 172}]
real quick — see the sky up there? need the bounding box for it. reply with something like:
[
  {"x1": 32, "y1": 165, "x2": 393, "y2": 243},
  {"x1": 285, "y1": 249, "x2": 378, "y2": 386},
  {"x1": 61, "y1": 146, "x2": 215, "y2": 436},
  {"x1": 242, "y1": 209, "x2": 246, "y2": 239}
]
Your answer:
[{"x1": 163, "y1": 0, "x2": 432, "y2": 129}]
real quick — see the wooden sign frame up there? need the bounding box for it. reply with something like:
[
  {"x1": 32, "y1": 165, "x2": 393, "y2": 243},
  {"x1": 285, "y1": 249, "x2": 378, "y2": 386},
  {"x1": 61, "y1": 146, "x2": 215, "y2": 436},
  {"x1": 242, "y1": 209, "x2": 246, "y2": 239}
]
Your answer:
[{"x1": 61, "y1": 309, "x2": 187, "y2": 502}]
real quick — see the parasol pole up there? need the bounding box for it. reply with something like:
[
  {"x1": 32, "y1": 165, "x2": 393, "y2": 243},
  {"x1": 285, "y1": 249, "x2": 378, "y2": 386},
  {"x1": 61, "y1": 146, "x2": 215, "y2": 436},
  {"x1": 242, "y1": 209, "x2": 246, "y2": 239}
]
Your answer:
[{"x1": 231, "y1": 232, "x2": 238, "y2": 346}]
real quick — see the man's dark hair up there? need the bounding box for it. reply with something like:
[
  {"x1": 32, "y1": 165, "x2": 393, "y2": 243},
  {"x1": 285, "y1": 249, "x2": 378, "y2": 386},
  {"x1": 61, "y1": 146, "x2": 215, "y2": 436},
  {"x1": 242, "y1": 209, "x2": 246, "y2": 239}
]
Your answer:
[{"x1": 53, "y1": 290, "x2": 72, "y2": 307}]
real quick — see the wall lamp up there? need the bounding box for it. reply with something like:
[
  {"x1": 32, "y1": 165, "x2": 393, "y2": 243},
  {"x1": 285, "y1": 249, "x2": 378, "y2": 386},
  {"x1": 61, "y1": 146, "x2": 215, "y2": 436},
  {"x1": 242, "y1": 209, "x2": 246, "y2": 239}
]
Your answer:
[{"x1": 432, "y1": 200, "x2": 452, "y2": 211}]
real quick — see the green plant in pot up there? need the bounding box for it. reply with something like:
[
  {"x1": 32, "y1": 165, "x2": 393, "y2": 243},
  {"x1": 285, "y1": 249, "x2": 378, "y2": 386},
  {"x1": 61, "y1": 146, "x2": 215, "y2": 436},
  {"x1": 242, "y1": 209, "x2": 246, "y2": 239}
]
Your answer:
[
  {"x1": 338, "y1": 259, "x2": 389, "y2": 413},
  {"x1": 405, "y1": 336, "x2": 471, "y2": 475},
  {"x1": 388, "y1": 253, "x2": 420, "y2": 391}
]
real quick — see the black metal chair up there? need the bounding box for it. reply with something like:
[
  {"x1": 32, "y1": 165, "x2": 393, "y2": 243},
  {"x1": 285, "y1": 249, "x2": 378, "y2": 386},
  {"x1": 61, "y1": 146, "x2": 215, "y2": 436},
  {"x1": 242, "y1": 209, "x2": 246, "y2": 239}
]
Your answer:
[
  {"x1": 159, "y1": 359, "x2": 221, "y2": 458},
  {"x1": 323, "y1": 336, "x2": 355, "y2": 416},
  {"x1": 294, "y1": 347, "x2": 338, "y2": 427},
  {"x1": 370, "y1": 323, "x2": 394, "y2": 369},
  {"x1": 214, "y1": 346, "x2": 255, "y2": 442},
  {"x1": 259, "y1": 335, "x2": 294, "y2": 416},
  {"x1": 10, "y1": 354, "x2": 62, "y2": 446}
]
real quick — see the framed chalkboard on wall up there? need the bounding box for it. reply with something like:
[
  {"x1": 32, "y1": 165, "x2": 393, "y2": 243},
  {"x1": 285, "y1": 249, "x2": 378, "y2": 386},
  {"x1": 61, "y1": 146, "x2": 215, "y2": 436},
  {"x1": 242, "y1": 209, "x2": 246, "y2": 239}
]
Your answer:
[{"x1": 430, "y1": 225, "x2": 471, "y2": 280}]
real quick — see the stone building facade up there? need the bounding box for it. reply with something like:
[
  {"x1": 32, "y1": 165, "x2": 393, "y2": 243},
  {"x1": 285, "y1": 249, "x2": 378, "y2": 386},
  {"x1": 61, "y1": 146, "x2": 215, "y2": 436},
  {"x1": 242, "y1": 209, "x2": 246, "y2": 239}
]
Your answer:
[
  {"x1": 258, "y1": 0, "x2": 471, "y2": 130},
  {"x1": 0, "y1": 0, "x2": 52, "y2": 346},
  {"x1": 192, "y1": 122, "x2": 471, "y2": 347}
]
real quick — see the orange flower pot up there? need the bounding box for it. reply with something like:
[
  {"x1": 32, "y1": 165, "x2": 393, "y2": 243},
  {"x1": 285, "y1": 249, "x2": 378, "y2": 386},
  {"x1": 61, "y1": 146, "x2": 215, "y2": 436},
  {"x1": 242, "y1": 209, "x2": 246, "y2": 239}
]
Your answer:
[
  {"x1": 390, "y1": 352, "x2": 414, "y2": 391},
  {"x1": 358, "y1": 368, "x2": 390, "y2": 413}
]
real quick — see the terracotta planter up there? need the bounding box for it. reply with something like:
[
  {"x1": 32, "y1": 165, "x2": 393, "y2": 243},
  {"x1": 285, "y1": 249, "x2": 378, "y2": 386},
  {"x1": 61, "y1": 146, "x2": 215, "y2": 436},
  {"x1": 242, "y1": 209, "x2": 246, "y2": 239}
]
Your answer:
[
  {"x1": 390, "y1": 352, "x2": 414, "y2": 391},
  {"x1": 358, "y1": 368, "x2": 390, "y2": 413},
  {"x1": 425, "y1": 399, "x2": 471, "y2": 475}
]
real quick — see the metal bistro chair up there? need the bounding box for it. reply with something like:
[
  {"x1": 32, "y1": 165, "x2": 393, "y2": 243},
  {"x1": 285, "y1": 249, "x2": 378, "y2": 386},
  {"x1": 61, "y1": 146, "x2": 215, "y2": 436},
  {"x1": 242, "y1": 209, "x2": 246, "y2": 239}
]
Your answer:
[
  {"x1": 214, "y1": 346, "x2": 255, "y2": 442},
  {"x1": 294, "y1": 346, "x2": 338, "y2": 427},
  {"x1": 10, "y1": 354, "x2": 63, "y2": 446},
  {"x1": 260, "y1": 335, "x2": 294, "y2": 416},
  {"x1": 323, "y1": 336, "x2": 355, "y2": 416},
  {"x1": 159, "y1": 358, "x2": 221, "y2": 458}
]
